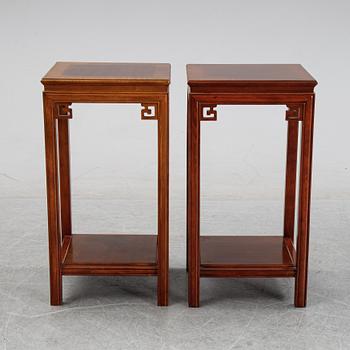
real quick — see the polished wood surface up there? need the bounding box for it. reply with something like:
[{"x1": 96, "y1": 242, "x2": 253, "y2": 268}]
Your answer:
[
  {"x1": 187, "y1": 64, "x2": 317, "y2": 93},
  {"x1": 43, "y1": 95, "x2": 62, "y2": 305},
  {"x1": 283, "y1": 120, "x2": 299, "y2": 242},
  {"x1": 62, "y1": 234, "x2": 157, "y2": 275},
  {"x1": 43, "y1": 62, "x2": 170, "y2": 83},
  {"x1": 42, "y1": 62, "x2": 170, "y2": 93},
  {"x1": 187, "y1": 64, "x2": 317, "y2": 307},
  {"x1": 294, "y1": 94, "x2": 315, "y2": 307},
  {"x1": 42, "y1": 62, "x2": 169, "y2": 306},
  {"x1": 201, "y1": 236, "x2": 295, "y2": 277},
  {"x1": 58, "y1": 118, "x2": 72, "y2": 238}
]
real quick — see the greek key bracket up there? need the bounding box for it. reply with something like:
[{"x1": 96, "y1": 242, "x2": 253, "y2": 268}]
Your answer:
[
  {"x1": 141, "y1": 103, "x2": 158, "y2": 120},
  {"x1": 55, "y1": 103, "x2": 73, "y2": 119},
  {"x1": 286, "y1": 104, "x2": 304, "y2": 121},
  {"x1": 201, "y1": 105, "x2": 217, "y2": 121}
]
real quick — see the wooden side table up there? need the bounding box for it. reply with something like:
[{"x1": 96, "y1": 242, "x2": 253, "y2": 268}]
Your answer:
[
  {"x1": 41, "y1": 62, "x2": 170, "y2": 306},
  {"x1": 186, "y1": 64, "x2": 317, "y2": 307}
]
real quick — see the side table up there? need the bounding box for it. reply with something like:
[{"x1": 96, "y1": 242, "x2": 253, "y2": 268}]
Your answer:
[
  {"x1": 41, "y1": 62, "x2": 170, "y2": 306},
  {"x1": 186, "y1": 64, "x2": 317, "y2": 307}
]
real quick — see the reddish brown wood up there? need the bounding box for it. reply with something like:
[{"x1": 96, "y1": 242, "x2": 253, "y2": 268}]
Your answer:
[
  {"x1": 58, "y1": 117, "x2": 72, "y2": 237},
  {"x1": 283, "y1": 119, "x2": 299, "y2": 241},
  {"x1": 157, "y1": 95, "x2": 169, "y2": 306},
  {"x1": 201, "y1": 236, "x2": 295, "y2": 266},
  {"x1": 62, "y1": 234, "x2": 157, "y2": 275},
  {"x1": 200, "y1": 236, "x2": 295, "y2": 277},
  {"x1": 42, "y1": 62, "x2": 170, "y2": 306},
  {"x1": 186, "y1": 64, "x2": 317, "y2": 307},
  {"x1": 295, "y1": 95, "x2": 315, "y2": 307},
  {"x1": 43, "y1": 94, "x2": 62, "y2": 305},
  {"x1": 187, "y1": 64, "x2": 317, "y2": 93},
  {"x1": 61, "y1": 235, "x2": 71, "y2": 263},
  {"x1": 284, "y1": 236, "x2": 297, "y2": 264},
  {"x1": 43, "y1": 62, "x2": 170, "y2": 83},
  {"x1": 42, "y1": 62, "x2": 170, "y2": 93},
  {"x1": 199, "y1": 236, "x2": 298, "y2": 280},
  {"x1": 186, "y1": 94, "x2": 190, "y2": 272},
  {"x1": 188, "y1": 94, "x2": 201, "y2": 307}
]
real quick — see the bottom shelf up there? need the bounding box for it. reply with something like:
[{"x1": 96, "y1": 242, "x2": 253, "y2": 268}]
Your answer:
[
  {"x1": 62, "y1": 234, "x2": 158, "y2": 276},
  {"x1": 200, "y1": 236, "x2": 296, "y2": 277}
]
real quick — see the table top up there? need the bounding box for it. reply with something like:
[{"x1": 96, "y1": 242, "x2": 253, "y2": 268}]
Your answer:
[
  {"x1": 42, "y1": 62, "x2": 171, "y2": 85},
  {"x1": 187, "y1": 64, "x2": 317, "y2": 93}
]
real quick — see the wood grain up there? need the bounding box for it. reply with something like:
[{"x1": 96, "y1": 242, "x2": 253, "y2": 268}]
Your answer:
[
  {"x1": 283, "y1": 120, "x2": 299, "y2": 241},
  {"x1": 187, "y1": 64, "x2": 317, "y2": 93},
  {"x1": 57, "y1": 118, "x2": 72, "y2": 238},
  {"x1": 186, "y1": 64, "x2": 317, "y2": 307},
  {"x1": 200, "y1": 236, "x2": 296, "y2": 277},
  {"x1": 295, "y1": 95, "x2": 315, "y2": 307},
  {"x1": 42, "y1": 62, "x2": 170, "y2": 93},
  {"x1": 42, "y1": 62, "x2": 170, "y2": 306},
  {"x1": 62, "y1": 234, "x2": 157, "y2": 275},
  {"x1": 43, "y1": 94, "x2": 62, "y2": 305},
  {"x1": 187, "y1": 94, "x2": 201, "y2": 307}
]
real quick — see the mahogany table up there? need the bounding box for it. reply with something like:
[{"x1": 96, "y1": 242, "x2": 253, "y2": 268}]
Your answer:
[
  {"x1": 41, "y1": 62, "x2": 170, "y2": 306},
  {"x1": 186, "y1": 64, "x2": 317, "y2": 307}
]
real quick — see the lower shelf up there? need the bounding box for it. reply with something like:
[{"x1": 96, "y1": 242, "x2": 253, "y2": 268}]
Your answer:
[
  {"x1": 62, "y1": 234, "x2": 158, "y2": 276},
  {"x1": 200, "y1": 236, "x2": 296, "y2": 277}
]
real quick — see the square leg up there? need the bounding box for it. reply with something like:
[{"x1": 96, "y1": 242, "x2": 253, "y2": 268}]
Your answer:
[
  {"x1": 57, "y1": 117, "x2": 72, "y2": 238},
  {"x1": 187, "y1": 94, "x2": 200, "y2": 307},
  {"x1": 294, "y1": 96, "x2": 315, "y2": 307},
  {"x1": 157, "y1": 95, "x2": 169, "y2": 306},
  {"x1": 283, "y1": 119, "x2": 299, "y2": 242},
  {"x1": 43, "y1": 95, "x2": 63, "y2": 305}
]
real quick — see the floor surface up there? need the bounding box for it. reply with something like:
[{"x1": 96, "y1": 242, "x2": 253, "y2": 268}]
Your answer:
[{"x1": 1, "y1": 198, "x2": 350, "y2": 349}]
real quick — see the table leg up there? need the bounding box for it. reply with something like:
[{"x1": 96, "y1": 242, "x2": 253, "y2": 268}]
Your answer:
[
  {"x1": 188, "y1": 95, "x2": 200, "y2": 307},
  {"x1": 43, "y1": 95, "x2": 62, "y2": 305},
  {"x1": 186, "y1": 93, "x2": 190, "y2": 272},
  {"x1": 157, "y1": 95, "x2": 169, "y2": 306},
  {"x1": 295, "y1": 96, "x2": 315, "y2": 307},
  {"x1": 58, "y1": 118, "x2": 72, "y2": 238},
  {"x1": 283, "y1": 119, "x2": 299, "y2": 242}
]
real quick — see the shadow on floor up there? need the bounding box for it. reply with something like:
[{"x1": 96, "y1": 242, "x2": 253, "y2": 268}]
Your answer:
[{"x1": 62, "y1": 267, "x2": 292, "y2": 307}]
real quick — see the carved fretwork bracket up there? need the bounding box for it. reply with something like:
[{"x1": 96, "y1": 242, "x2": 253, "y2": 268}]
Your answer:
[
  {"x1": 286, "y1": 104, "x2": 304, "y2": 121},
  {"x1": 56, "y1": 103, "x2": 73, "y2": 119},
  {"x1": 201, "y1": 105, "x2": 218, "y2": 121},
  {"x1": 141, "y1": 103, "x2": 158, "y2": 120}
]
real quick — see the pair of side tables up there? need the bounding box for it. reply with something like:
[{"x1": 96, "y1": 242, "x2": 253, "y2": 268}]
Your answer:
[{"x1": 41, "y1": 62, "x2": 317, "y2": 307}]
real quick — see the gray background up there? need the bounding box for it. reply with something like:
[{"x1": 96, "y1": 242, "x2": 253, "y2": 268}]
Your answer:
[{"x1": 1, "y1": 0, "x2": 350, "y2": 349}]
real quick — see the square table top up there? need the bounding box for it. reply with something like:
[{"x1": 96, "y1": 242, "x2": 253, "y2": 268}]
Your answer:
[
  {"x1": 186, "y1": 64, "x2": 317, "y2": 93},
  {"x1": 42, "y1": 62, "x2": 171, "y2": 87}
]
